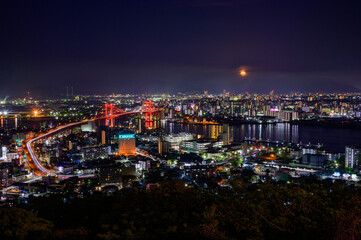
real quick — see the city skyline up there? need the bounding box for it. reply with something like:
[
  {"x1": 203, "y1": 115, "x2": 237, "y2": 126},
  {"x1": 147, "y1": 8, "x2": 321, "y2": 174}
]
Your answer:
[{"x1": 1, "y1": 1, "x2": 361, "y2": 239}]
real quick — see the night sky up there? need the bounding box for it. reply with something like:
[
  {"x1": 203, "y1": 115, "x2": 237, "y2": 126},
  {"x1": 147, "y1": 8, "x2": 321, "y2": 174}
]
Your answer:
[{"x1": 1, "y1": 0, "x2": 361, "y2": 97}]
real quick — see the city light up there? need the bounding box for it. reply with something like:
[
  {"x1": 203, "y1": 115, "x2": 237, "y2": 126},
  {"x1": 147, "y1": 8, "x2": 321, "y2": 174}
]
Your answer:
[
  {"x1": 118, "y1": 134, "x2": 135, "y2": 139},
  {"x1": 0, "y1": 1, "x2": 360, "y2": 238}
]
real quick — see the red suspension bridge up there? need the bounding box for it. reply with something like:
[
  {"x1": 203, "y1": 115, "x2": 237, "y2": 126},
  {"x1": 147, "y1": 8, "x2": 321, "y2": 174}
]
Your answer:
[
  {"x1": 23, "y1": 101, "x2": 159, "y2": 177},
  {"x1": 98, "y1": 100, "x2": 158, "y2": 128}
]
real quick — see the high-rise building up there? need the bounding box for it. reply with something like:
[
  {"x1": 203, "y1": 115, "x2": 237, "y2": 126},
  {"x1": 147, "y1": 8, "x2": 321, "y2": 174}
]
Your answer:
[
  {"x1": 118, "y1": 132, "x2": 136, "y2": 155},
  {"x1": 158, "y1": 138, "x2": 174, "y2": 155},
  {"x1": 292, "y1": 111, "x2": 299, "y2": 120},
  {"x1": 0, "y1": 165, "x2": 9, "y2": 187},
  {"x1": 0, "y1": 146, "x2": 7, "y2": 161},
  {"x1": 138, "y1": 118, "x2": 142, "y2": 133},
  {"x1": 208, "y1": 124, "x2": 222, "y2": 140},
  {"x1": 0, "y1": 170, "x2": 8, "y2": 187},
  {"x1": 222, "y1": 124, "x2": 232, "y2": 145},
  {"x1": 101, "y1": 130, "x2": 106, "y2": 145},
  {"x1": 345, "y1": 146, "x2": 361, "y2": 168},
  {"x1": 97, "y1": 126, "x2": 110, "y2": 145},
  {"x1": 158, "y1": 138, "x2": 168, "y2": 155}
]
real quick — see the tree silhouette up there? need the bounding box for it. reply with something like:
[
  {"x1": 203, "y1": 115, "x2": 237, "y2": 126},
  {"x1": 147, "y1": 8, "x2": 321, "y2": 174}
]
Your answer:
[{"x1": 0, "y1": 207, "x2": 53, "y2": 240}]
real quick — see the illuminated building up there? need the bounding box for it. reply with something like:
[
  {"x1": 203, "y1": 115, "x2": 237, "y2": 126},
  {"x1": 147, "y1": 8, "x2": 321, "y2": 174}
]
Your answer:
[
  {"x1": 208, "y1": 125, "x2": 222, "y2": 140},
  {"x1": 162, "y1": 133, "x2": 194, "y2": 151},
  {"x1": 345, "y1": 146, "x2": 361, "y2": 168},
  {"x1": 99, "y1": 166, "x2": 122, "y2": 186},
  {"x1": 0, "y1": 164, "x2": 9, "y2": 187},
  {"x1": 82, "y1": 146, "x2": 110, "y2": 160},
  {"x1": 158, "y1": 138, "x2": 169, "y2": 155},
  {"x1": 292, "y1": 112, "x2": 299, "y2": 120},
  {"x1": 180, "y1": 140, "x2": 211, "y2": 154},
  {"x1": 302, "y1": 154, "x2": 327, "y2": 167},
  {"x1": 0, "y1": 146, "x2": 7, "y2": 161},
  {"x1": 101, "y1": 130, "x2": 106, "y2": 145},
  {"x1": 81, "y1": 121, "x2": 96, "y2": 132},
  {"x1": 222, "y1": 124, "x2": 232, "y2": 145},
  {"x1": 184, "y1": 165, "x2": 216, "y2": 180},
  {"x1": 138, "y1": 118, "x2": 142, "y2": 133},
  {"x1": 118, "y1": 132, "x2": 136, "y2": 155},
  {"x1": 96, "y1": 126, "x2": 110, "y2": 145}
]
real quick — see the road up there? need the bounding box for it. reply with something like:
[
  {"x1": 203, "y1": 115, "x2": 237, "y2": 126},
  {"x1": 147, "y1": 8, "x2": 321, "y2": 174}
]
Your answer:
[
  {"x1": 23, "y1": 112, "x2": 137, "y2": 177},
  {"x1": 24, "y1": 120, "x2": 91, "y2": 176}
]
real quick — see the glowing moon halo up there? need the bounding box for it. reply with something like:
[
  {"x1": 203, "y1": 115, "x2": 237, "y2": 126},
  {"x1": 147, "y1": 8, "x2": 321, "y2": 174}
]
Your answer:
[{"x1": 240, "y1": 70, "x2": 246, "y2": 76}]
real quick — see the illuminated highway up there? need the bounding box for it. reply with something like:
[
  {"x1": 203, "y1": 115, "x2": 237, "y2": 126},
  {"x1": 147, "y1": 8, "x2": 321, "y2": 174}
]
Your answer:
[
  {"x1": 24, "y1": 112, "x2": 139, "y2": 177},
  {"x1": 24, "y1": 120, "x2": 91, "y2": 176},
  {"x1": 23, "y1": 100, "x2": 159, "y2": 178}
]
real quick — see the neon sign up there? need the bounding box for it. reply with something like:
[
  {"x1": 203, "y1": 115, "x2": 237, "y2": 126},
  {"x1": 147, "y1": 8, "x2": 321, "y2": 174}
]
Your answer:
[{"x1": 118, "y1": 134, "x2": 135, "y2": 139}]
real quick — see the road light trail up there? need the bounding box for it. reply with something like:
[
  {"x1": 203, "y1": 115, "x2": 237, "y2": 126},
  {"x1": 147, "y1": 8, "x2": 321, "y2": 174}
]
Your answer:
[
  {"x1": 24, "y1": 112, "x2": 138, "y2": 177},
  {"x1": 25, "y1": 121, "x2": 88, "y2": 176}
]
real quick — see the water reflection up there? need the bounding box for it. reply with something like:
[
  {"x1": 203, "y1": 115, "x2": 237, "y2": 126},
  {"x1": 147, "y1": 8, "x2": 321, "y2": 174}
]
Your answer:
[
  {"x1": 0, "y1": 118, "x2": 53, "y2": 130},
  {"x1": 161, "y1": 122, "x2": 361, "y2": 152},
  {"x1": 161, "y1": 122, "x2": 300, "y2": 143}
]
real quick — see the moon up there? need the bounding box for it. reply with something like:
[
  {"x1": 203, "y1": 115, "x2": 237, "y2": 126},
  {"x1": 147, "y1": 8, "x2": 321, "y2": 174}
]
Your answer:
[{"x1": 240, "y1": 70, "x2": 246, "y2": 76}]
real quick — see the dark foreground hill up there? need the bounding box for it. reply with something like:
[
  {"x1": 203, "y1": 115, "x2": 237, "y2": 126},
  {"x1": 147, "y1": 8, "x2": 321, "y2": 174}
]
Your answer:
[{"x1": 0, "y1": 180, "x2": 360, "y2": 240}]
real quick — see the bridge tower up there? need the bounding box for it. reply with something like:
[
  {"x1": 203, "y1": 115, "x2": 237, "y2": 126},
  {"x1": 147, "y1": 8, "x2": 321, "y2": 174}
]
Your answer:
[
  {"x1": 105, "y1": 103, "x2": 114, "y2": 127},
  {"x1": 144, "y1": 100, "x2": 156, "y2": 129},
  {"x1": 98, "y1": 101, "x2": 158, "y2": 129}
]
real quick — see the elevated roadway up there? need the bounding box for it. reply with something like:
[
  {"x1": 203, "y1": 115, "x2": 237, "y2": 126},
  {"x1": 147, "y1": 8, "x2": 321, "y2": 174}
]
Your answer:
[{"x1": 23, "y1": 112, "x2": 137, "y2": 178}]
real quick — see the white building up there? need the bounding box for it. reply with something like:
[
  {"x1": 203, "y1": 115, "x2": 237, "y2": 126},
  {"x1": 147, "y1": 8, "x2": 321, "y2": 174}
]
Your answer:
[
  {"x1": 345, "y1": 146, "x2": 361, "y2": 168},
  {"x1": 0, "y1": 146, "x2": 7, "y2": 161},
  {"x1": 163, "y1": 133, "x2": 194, "y2": 151}
]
